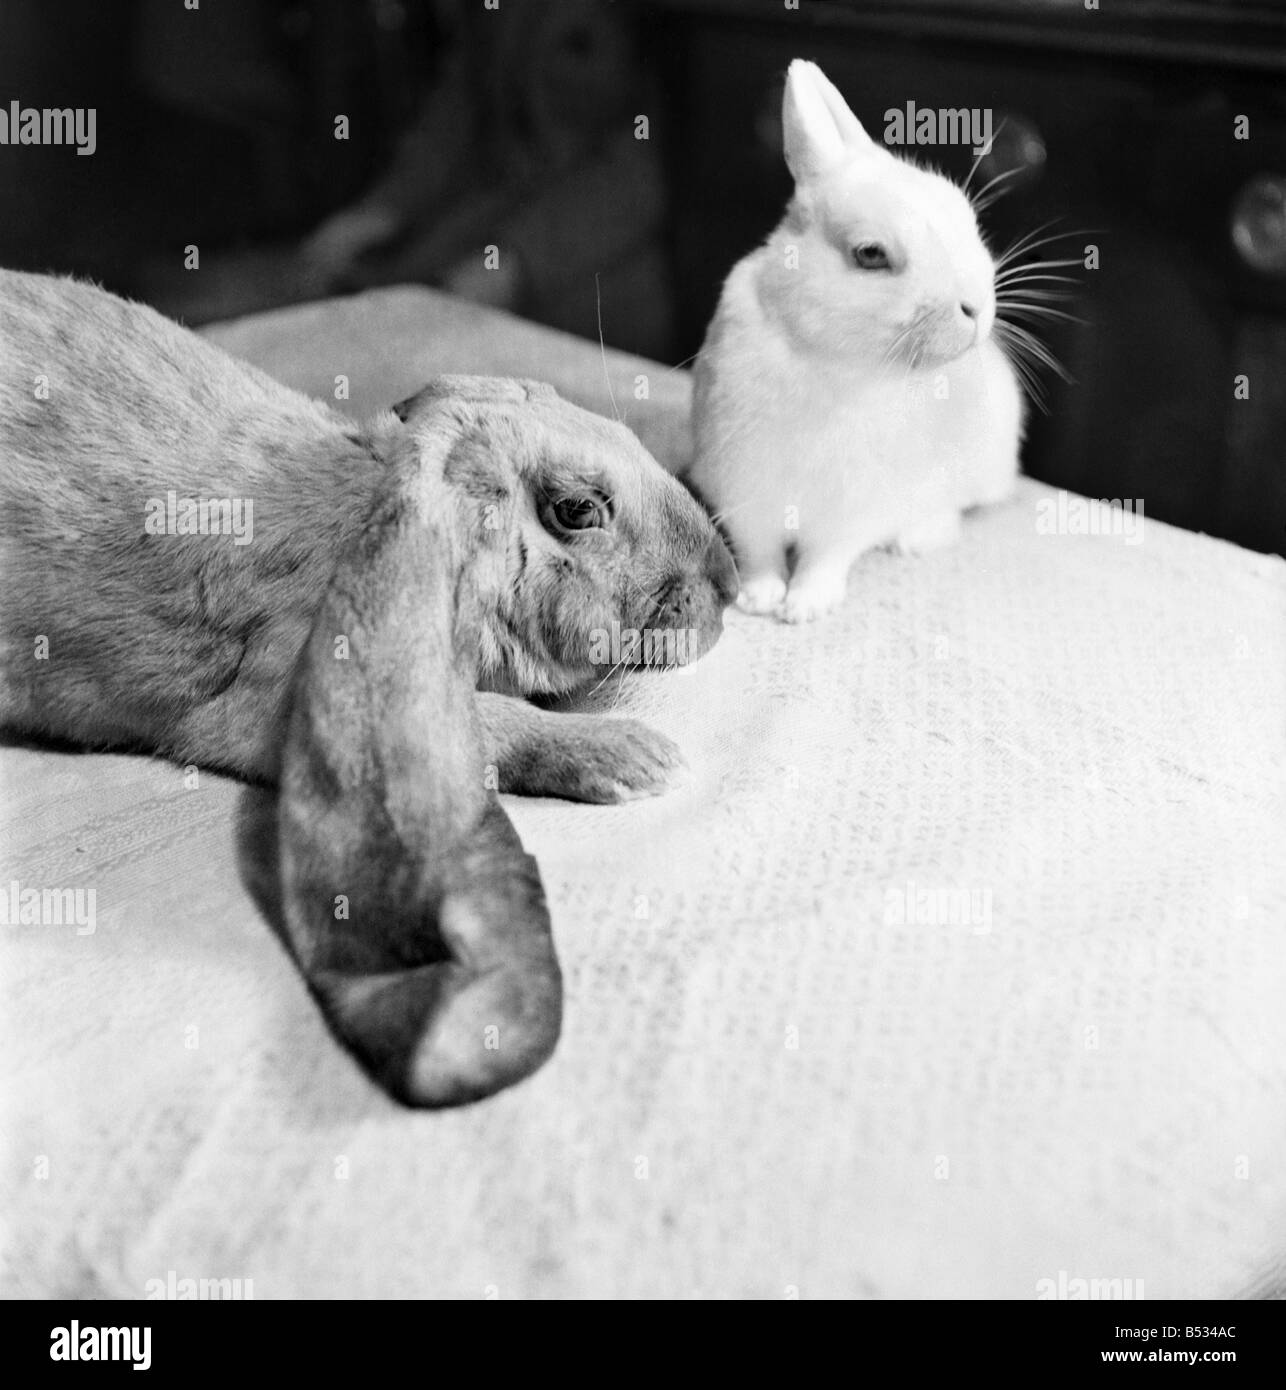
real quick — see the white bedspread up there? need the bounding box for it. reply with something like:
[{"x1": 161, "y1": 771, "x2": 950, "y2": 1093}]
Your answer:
[{"x1": 3, "y1": 289, "x2": 1283, "y2": 1300}]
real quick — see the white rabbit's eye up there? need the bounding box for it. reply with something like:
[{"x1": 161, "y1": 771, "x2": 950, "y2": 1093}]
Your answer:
[
  {"x1": 546, "y1": 494, "x2": 608, "y2": 534},
  {"x1": 851, "y1": 242, "x2": 890, "y2": 270}
]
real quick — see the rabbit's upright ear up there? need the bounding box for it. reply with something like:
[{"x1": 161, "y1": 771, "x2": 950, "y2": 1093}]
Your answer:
[
  {"x1": 392, "y1": 375, "x2": 556, "y2": 423},
  {"x1": 275, "y1": 455, "x2": 561, "y2": 1107},
  {"x1": 782, "y1": 59, "x2": 876, "y2": 184}
]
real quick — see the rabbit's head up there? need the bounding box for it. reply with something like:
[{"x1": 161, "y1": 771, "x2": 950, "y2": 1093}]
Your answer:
[
  {"x1": 388, "y1": 377, "x2": 738, "y2": 696},
  {"x1": 764, "y1": 60, "x2": 995, "y2": 370}
]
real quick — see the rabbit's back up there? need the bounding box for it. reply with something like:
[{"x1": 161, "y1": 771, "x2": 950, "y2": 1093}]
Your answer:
[{"x1": 0, "y1": 270, "x2": 382, "y2": 772}]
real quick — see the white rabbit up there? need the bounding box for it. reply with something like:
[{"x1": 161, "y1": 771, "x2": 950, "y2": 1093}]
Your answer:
[{"x1": 690, "y1": 59, "x2": 1023, "y2": 623}]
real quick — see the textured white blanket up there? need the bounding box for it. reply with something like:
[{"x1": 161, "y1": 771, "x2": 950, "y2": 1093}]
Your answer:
[{"x1": 2, "y1": 290, "x2": 1283, "y2": 1300}]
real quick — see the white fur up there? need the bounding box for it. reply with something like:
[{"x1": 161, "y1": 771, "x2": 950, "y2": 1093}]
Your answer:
[{"x1": 690, "y1": 59, "x2": 1023, "y2": 623}]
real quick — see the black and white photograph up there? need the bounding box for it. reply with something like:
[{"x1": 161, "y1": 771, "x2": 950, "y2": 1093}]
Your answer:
[{"x1": 1, "y1": 0, "x2": 1283, "y2": 1340}]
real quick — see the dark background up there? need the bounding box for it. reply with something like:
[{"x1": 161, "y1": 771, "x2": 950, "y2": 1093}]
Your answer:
[{"x1": 2, "y1": 0, "x2": 1284, "y2": 554}]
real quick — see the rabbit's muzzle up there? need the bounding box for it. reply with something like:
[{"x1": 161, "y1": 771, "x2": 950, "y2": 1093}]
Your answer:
[{"x1": 642, "y1": 534, "x2": 739, "y2": 667}]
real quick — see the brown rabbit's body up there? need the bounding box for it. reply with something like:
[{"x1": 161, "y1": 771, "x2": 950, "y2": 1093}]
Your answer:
[
  {"x1": 1, "y1": 270, "x2": 387, "y2": 777},
  {"x1": 0, "y1": 269, "x2": 737, "y2": 1105},
  {"x1": 0, "y1": 269, "x2": 736, "y2": 795}
]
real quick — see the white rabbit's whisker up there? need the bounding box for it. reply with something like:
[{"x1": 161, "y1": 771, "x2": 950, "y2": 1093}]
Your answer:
[
  {"x1": 993, "y1": 324, "x2": 1049, "y2": 412},
  {"x1": 970, "y1": 165, "x2": 1026, "y2": 215},
  {"x1": 994, "y1": 282, "x2": 1078, "y2": 302},
  {"x1": 994, "y1": 218, "x2": 1070, "y2": 267},
  {"x1": 960, "y1": 115, "x2": 1009, "y2": 196},
  {"x1": 1000, "y1": 321, "x2": 1073, "y2": 381},
  {"x1": 994, "y1": 262, "x2": 1083, "y2": 282},
  {"x1": 995, "y1": 299, "x2": 1086, "y2": 327},
  {"x1": 994, "y1": 235, "x2": 1095, "y2": 276}
]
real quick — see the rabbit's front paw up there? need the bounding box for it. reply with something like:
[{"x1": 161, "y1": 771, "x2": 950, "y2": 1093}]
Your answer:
[
  {"x1": 574, "y1": 718, "x2": 688, "y2": 802},
  {"x1": 478, "y1": 697, "x2": 687, "y2": 803},
  {"x1": 736, "y1": 574, "x2": 788, "y2": 616},
  {"x1": 780, "y1": 574, "x2": 848, "y2": 623}
]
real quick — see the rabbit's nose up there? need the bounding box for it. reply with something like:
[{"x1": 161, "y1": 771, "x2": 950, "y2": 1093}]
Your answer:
[{"x1": 704, "y1": 533, "x2": 740, "y2": 606}]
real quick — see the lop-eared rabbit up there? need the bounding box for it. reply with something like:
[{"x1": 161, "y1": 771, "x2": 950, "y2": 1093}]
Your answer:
[{"x1": 0, "y1": 270, "x2": 737, "y2": 1105}]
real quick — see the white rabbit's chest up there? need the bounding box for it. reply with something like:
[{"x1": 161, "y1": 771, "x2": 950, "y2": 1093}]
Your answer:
[
  {"x1": 770, "y1": 345, "x2": 1017, "y2": 500},
  {"x1": 691, "y1": 304, "x2": 1022, "y2": 566}
]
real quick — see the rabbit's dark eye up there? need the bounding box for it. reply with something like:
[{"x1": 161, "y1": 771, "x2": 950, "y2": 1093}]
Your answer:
[
  {"x1": 851, "y1": 242, "x2": 890, "y2": 270},
  {"x1": 547, "y1": 493, "x2": 608, "y2": 534}
]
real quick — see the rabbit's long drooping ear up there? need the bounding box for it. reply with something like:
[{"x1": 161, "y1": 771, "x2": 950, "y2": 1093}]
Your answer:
[
  {"x1": 782, "y1": 58, "x2": 876, "y2": 184},
  {"x1": 275, "y1": 461, "x2": 562, "y2": 1108}
]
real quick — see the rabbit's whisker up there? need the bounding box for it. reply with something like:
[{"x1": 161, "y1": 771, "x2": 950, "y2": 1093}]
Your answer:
[
  {"x1": 992, "y1": 311, "x2": 1073, "y2": 417},
  {"x1": 585, "y1": 658, "x2": 628, "y2": 700},
  {"x1": 970, "y1": 165, "x2": 1025, "y2": 215},
  {"x1": 884, "y1": 307, "x2": 935, "y2": 367},
  {"x1": 609, "y1": 658, "x2": 631, "y2": 711},
  {"x1": 661, "y1": 351, "x2": 701, "y2": 377},
  {"x1": 994, "y1": 223, "x2": 1099, "y2": 275},
  {"x1": 998, "y1": 320, "x2": 1073, "y2": 381},
  {"x1": 960, "y1": 116, "x2": 1009, "y2": 196},
  {"x1": 993, "y1": 324, "x2": 1050, "y2": 413},
  {"x1": 595, "y1": 272, "x2": 621, "y2": 424},
  {"x1": 993, "y1": 282, "x2": 1078, "y2": 302},
  {"x1": 994, "y1": 218, "x2": 1067, "y2": 267},
  {"x1": 621, "y1": 349, "x2": 703, "y2": 429},
  {"x1": 994, "y1": 231, "x2": 1097, "y2": 274},
  {"x1": 998, "y1": 293, "x2": 1078, "y2": 311},
  {"x1": 994, "y1": 299, "x2": 1086, "y2": 327},
  {"x1": 994, "y1": 263, "x2": 1082, "y2": 283}
]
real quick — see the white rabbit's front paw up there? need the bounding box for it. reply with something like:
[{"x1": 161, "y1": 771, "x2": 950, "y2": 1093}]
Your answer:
[
  {"x1": 737, "y1": 574, "x2": 788, "y2": 616},
  {"x1": 894, "y1": 511, "x2": 962, "y2": 555},
  {"x1": 780, "y1": 572, "x2": 848, "y2": 624}
]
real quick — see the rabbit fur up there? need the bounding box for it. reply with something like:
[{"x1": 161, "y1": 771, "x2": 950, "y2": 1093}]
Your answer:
[
  {"x1": 690, "y1": 59, "x2": 1023, "y2": 623},
  {"x1": 0, "y1": 268, "x2": 737, "y2": 1103}
]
